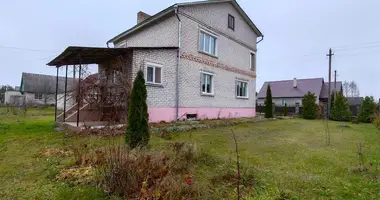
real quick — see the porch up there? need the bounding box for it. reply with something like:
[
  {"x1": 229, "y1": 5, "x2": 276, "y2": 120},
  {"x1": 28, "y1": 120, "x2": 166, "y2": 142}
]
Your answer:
[{"x1": 47, "y1": 46, "x2": 133, "y2": 131}]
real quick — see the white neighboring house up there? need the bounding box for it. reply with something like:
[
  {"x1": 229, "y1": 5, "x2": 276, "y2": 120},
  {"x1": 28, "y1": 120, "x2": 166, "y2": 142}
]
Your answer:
[
  {"x1": 20, "y1": 72, "x2": 76, "y2": 109},
  {"x1": 4, "y1": 91, "x2": 24, "y2": 105}
]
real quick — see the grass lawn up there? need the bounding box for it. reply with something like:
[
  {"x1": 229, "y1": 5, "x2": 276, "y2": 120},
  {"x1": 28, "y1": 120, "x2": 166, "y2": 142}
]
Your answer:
[{"x1": 0, "y1": 109, "x2": 380, "y2": 199}]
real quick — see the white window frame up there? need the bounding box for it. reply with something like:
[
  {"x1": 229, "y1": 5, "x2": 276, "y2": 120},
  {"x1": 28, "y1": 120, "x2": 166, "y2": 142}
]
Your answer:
[
  {"x1": 250, "y1": 51, "x2": 256, "y2": 71},
  {"x1": 145, "y1": 62, "x2": 163, "y2": 85},
  {"x1": 201, "y1": 71, "x2": 215, "y2": 96},
  {"x1": 236, "y1": 80, "x2": 249, "y2": 99},
  {"x1": 199, "y1": 29, "x2": 218, "y2": 57}
]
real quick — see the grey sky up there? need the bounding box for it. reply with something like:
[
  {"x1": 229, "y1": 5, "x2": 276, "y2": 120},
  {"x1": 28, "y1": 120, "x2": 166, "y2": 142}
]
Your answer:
[{"x1": 0, "y1": 0, "x2": 379, "y2": 99}]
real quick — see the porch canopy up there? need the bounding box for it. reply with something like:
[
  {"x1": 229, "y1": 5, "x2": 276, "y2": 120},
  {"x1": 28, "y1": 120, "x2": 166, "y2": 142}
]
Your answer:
[
  {"x1": 47, "y1": 46, "x2": 177, "y2": 66},
  {"x1": 47, "y1": 46, "x2": 177, "y2": 126}
]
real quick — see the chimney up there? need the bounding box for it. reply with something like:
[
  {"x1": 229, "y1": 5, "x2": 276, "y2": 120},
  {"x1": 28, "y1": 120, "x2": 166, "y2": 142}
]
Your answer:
[
  {"x1": 137, "y1": 11, "x2": 151, "y2": 24},
  {"x1": 293, "y1": 78, "x2": 297, "y2": 88}
]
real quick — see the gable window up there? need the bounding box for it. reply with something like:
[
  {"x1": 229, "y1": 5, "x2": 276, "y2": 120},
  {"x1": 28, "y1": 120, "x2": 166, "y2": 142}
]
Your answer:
[
  {"x1": 250, "y1": 52, "x2": 256, "y2": 71},
  {"x1": 199, "y1": 30, "x2": 217, "y2": 56},
  {"x1": 201, "y1": 72, "x2": 214, "y2": 95},
  {"x1": 228, "y1": 14, "x2": 235, "y2": 30},
  {"x1": 236, "y1": 80, "x2": 248, "y2": 98},
  {"x1": 35, "y1": 93, "x2": 43, "y2": 100},
  {"x1": 145, "y1": 62, "x2": 162, "y2": 85}
]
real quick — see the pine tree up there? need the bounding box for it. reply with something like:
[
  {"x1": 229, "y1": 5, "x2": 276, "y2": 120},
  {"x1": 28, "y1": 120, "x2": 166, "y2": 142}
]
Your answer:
[
  {"x1": 284, "y1": 103, "x2": 288, "y2": 116},
  {"x1": 264, "y1": 84, "x2": 273, "y2": 118},
  {"x1": 330, "y1": 92, "x2": 335, "y2": 112},
  {"x1": 331, "y1": 92, "x2": 352, "y2": 121},
  {"x1": 302, "y1": 92, "x2": 318, "y2": 119},
  {"x1": 358, "y1": 96, "x2": 377, "y2": 123},
  {"x1": 126, "y1": 70, "x2": 149, "y2": 148}
]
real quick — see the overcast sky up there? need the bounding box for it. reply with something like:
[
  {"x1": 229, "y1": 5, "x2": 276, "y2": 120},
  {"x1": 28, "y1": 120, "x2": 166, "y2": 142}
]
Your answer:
[{"x1": 1, "y1": 0, "x2": 379, "y2": 99}]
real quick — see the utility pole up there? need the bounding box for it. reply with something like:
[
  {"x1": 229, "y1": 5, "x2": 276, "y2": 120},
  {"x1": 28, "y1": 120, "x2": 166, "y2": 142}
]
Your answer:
[
  {"x1": 326, "y1": 48, "x2": 334, "y2": 119},
  {"x1": 334, "y1": 70, "x2": 337, "y2": 89}
]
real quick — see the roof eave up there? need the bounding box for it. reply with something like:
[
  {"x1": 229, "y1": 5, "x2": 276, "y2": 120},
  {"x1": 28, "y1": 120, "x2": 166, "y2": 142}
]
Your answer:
[
  {"x1": 107, "y1": 5, "x2": 176, "y2": 44},
  {"x1": 108, "y1": 0, "x2": 263, "y2": 44}
]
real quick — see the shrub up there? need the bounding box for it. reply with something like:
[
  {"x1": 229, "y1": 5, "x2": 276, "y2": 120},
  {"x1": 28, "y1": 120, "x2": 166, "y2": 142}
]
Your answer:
[
  {"x1": 302, "y1": 92, "x2": 318, "y2": 119},
  {"x1": 373, "y1": 118, "x2": 380, "y2": 130},
  {"x1": 358, "y1": 96, "x2": 377, "y2": 123},
  {"x1": 126, "y1": 70, "x2": 149, "y2": 148},
  {"x1": 264, "y1": 84, "x2": 273, "y2": 118},
  {"x1": 284, "y1": 103, "x2": 288, "y2": 116},
  {"x1": 331, "y1": 92, "x2": 352, "y2": 121},
  {"x1": 98, "y1": 143, "x2": 200, "y2": 199}
]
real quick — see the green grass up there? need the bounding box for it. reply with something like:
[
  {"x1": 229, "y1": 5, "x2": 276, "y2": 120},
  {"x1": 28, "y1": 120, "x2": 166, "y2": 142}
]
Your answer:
[{"x1": 0, "y1": 110, "x2": 380, "y2": 199}]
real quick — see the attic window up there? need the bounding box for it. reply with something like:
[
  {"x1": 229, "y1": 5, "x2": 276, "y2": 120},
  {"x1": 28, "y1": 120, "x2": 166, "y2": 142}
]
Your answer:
[{"x1": 228, "y1": 14, "x2": 235, "y2": 31}]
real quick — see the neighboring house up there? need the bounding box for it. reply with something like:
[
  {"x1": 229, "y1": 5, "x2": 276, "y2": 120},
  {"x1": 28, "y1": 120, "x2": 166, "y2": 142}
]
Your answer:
[
  {"x1": 20, "y1": 72, "x2": 76, "y2": 109},
  {"x1": 4, "y1": 91, "x2": 23, "y2": 105},
  {"x1": 48, "y1": 0, "x2": 263, "y2": 128},
  {"x1": 347, "y1": 97, "x2": 364, "y2": 116},
  {"x1": 257, "y1": 78, "x2": 342, "y2": 108}
]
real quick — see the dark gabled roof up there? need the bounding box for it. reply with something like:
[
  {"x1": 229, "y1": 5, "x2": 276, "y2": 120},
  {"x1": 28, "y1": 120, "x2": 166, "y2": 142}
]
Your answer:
[
  {"x1": 107, "y1": 0, "x2": 263, "y2": 43},
  {"x1": 347, "y1": 97, "x2": 364, "y2": 106},
  {"x1": 20, "y1": 72, "x2": 76, "y2": 94},
  {"x1": 47, "y1": 46, "x2": 178, "y2": 66},
  {"x1": 257, "y1": 78, "x2": 324, "y2": 99},
  {"x1": 319, "y1": 82, "x2": 342, "y2": 99}
]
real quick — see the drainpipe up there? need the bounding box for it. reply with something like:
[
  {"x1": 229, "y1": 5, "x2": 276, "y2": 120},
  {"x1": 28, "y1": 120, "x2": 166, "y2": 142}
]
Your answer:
[{"x1": 175, "y1": 5, "x2": 181, "y2": 120}]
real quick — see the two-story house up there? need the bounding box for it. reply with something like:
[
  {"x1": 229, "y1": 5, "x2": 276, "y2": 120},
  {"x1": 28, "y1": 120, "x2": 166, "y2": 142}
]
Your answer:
[{"x1": 48, "y1": 0, "x2": 263, "y2": 129}]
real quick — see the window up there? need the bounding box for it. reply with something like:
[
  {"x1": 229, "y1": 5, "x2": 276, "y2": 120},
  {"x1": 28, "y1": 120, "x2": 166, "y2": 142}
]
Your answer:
[
  {"x1": 199, "y1": 31, "x2": 217, "y2": 56},
  {"x1": 35, "y1": 94, "x2": 42, "y2": 100},
  {"x1": 281, "y1": 99, "x2": 286, "y2": 106},
  {"x1": 236, "y1": 80, "x2": 248, "y2": 98},
  {"x1": 250, "y1": 52, "x2": 256, "y2": 71},
  {"x1": 145, "y1": 62, "x2": 162, "y2": 85},
  {"x1": 201, "y1": 72, "x2": 214, "y2": 95},
  {"x1": 228, "y1": 14, "x2": 235, "y2": 30}
]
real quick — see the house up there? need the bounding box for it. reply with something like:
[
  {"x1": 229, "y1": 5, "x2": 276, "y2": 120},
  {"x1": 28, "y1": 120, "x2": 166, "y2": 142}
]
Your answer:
[
  {"x1": 20, "y1": 72, "x2": 76, "y2": 109},
  {"x1": 47, "y1": 0, "x2": 263, "y2": 129},
  {"x1": 347, "y1": 97, "x2": 364, "y2": 116},
  {"x1": 257, "y1": 78, "x2": 343, "y2": 108},
  {"x1": 4, "y1": 91, "x2": 23, "y2": 105}
]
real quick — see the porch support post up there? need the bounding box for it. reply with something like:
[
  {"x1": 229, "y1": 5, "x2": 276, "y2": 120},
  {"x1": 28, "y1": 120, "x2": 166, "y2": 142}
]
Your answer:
[
  {"x1": 54, "y1": 66, "x2": 59, "y2": 122},
  {"x1": 76, "y1": 62, "x2": 82, "y2": 127},
  {"x1": 63, "y1": 65, "x2": 68, "y2": 122}
]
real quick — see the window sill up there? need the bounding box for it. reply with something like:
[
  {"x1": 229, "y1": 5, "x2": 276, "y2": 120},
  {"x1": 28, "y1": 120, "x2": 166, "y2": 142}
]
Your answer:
[
  {"x1": 236, "y1": 96, "x2": 249, "y2": 100},
  {"x1": 146, "y1": 83, "x2": 164, "y2": 88},
  {"x1": 198, "y1": 50, "x2": 218, "y2": 59},
  {"x1": 201, "y1": 93, "x2": 214, "y2": 97}
]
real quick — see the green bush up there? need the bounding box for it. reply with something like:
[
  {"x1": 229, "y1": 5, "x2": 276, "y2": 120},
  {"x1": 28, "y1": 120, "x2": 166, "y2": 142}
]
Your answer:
[
  {"x1": 284, "y1": 103, "x2": 288, "y2": 116},
  {"x1": 264, "y1": 84, "x2": 273, "y2": 118},
  {"x1": 358, "y1": 96, "x2": 377, "y2": 123},
  {"x1": 331, "y1": 92, "x2": 352, "y2": 121},
  {"x1": 126, "y1": 70, "x2": 150, "y2": 148},
  {"x1": 302, "y1": 92, "x2": 318, "y2": 119},
  {"x1": 373, "y1": 118, "x2": 380, "y2": 130}
]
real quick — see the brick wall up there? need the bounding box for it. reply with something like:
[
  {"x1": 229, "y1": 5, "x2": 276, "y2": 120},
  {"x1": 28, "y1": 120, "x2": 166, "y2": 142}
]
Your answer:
[
  {"x1": 114, "y1": 14, "x2": 179, "y2": 48},
  {"x1": 132, "y1": 49, "x2": 177, "y2": 108}
]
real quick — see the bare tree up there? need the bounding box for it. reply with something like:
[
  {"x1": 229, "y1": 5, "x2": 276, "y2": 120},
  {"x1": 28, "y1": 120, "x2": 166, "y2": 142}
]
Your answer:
[
  {"x1": 343, "y1": 81, "x2": 350, "y2": 97},
  {"x1": 349, "y1": 81, "x2": 360, "y2": 97}
]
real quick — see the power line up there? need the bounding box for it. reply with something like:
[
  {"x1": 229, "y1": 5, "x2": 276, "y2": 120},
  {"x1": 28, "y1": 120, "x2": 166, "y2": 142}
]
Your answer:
[
  {"x1": 0, "y1": 45, "x2": 58, "y2": 53},
  {"x1": 333, "y1": 40, "x2": 380, "y2": 49}
]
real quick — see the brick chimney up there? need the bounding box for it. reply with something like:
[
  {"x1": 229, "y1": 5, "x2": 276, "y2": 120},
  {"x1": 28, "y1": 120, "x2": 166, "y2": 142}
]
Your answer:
[
  {"x1": 293, "y1": 78, "x2": 297, "y2": 88},
  {"x1": 137, "y1": 11, "x2": 151, "y2": 24}
]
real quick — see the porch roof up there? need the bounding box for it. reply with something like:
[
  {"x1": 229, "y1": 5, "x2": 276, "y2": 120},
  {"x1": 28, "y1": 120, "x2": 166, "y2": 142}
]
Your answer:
[{"x1": 47, "y1": 46, "x2": 178, "y2": 67}]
